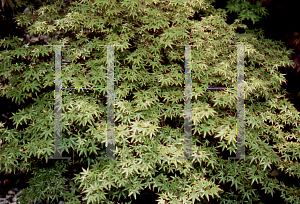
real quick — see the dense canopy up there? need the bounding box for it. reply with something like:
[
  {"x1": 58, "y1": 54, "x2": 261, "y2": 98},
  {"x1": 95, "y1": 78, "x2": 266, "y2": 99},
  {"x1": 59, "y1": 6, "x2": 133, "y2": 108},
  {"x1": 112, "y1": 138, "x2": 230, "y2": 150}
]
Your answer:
[{"x1": 0, "y1": 0, "x2": 299, "y2": 203}]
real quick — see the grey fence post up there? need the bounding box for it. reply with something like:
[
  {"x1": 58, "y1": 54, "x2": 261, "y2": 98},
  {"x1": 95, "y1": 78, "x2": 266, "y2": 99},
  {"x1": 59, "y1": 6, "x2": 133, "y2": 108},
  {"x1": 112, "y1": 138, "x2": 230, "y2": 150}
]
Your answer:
[
  {"x1": 175, "y1": 41, "x2": 254, "y2": 161},
  {"x1": 228, "y1": 44, "x2": 254, "y2": 160},
  {"x1": 96, "y1": 44, "x2": 123, "y2": 160},
  {"x1": 44, "y1": 43, "x2": 125, "y2": 162},
  {"x1": 46, "y1": 44, "x2": 71, "y2": 161},
  {"x1": 175, "y1": 45, "x2": 201, "y2": 161}
]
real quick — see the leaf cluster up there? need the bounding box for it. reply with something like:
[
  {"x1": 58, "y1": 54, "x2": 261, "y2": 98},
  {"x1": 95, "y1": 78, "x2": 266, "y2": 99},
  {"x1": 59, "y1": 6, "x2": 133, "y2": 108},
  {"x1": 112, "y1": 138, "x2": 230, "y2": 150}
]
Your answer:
[{"x1": 0, "y1": 0, "x2": 299, "y2": 203}]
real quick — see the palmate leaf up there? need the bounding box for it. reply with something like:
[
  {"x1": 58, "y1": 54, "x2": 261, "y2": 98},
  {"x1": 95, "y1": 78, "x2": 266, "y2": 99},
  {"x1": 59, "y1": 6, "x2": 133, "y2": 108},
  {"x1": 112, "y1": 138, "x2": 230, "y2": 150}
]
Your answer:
[
  {"x1": 2, "y1": 0, "x2": 300, "y2": 203},
  {"x1": 214, "y1": 125, "x2": 230, "y2": 142},
  {"x1": 192, "y1": 102, "x2": 217, "y2": 125},
  {"x1": 133, "y1": 111, "x2": 144, "y2": 121}
]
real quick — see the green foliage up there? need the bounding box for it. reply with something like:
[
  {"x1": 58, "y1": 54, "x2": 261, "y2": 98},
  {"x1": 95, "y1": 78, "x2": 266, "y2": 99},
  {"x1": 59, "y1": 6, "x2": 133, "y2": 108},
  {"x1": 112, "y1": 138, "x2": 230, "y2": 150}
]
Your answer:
[
  {"x1": 17, "y1": 160, "x2": 83, "y2": 204},
  {"x1": 225, "y1": 0, "x2": 269, "y2": 24},
  {"x1": 0, "y1": 0, "x2": 300, "y2": 203}
]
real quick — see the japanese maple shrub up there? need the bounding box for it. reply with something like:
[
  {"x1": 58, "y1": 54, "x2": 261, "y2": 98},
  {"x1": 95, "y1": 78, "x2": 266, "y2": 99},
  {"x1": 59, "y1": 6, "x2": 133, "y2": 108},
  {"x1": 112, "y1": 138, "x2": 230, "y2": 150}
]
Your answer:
[{"x1": 0, "y1": 0, "x2": 299, "y2": 203}]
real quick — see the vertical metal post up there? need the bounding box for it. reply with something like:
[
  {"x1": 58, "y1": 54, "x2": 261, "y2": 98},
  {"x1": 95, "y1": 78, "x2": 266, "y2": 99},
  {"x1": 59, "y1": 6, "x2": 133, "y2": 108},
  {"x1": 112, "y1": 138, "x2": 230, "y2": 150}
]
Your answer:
[
  {"x1": 106, "y1": 45, "x2": 116, "y2": 159},
  {"x1": 97, "y1": 44, "x2": 123, "y2": 160},
  {"x1": 228, "y1": 44, "x2": 253, "y2": 160},
  {"x1": 47, "y1": 45, "x2": 71, "y2": 161},
  {"x1": 184, "y1": 45, "x2": 193, "y2": 159},
  {"x1": 175, "y1": 45, "x2": 201, "y2": 161}
]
